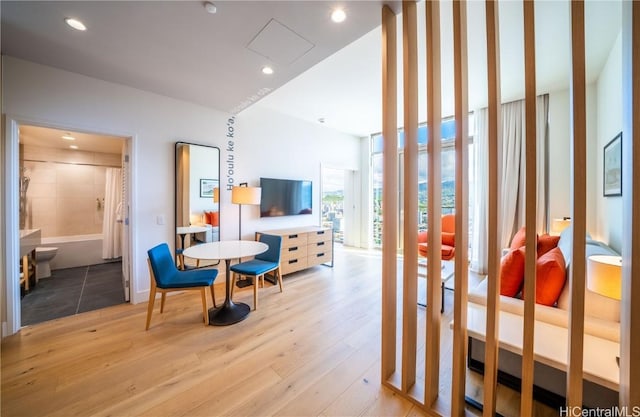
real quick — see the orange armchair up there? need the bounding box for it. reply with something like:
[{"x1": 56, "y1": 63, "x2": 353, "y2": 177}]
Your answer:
[{"x1": 417, "y1": 214, "x2": 455, "y2": 261}]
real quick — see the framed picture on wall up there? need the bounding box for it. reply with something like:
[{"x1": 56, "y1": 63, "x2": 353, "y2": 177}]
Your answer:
[
  {"x1": 603, "y1": 132, "x2": 622, "y2": 197},
  {"x1": 200, "y1": 179, "x2": 216, "y2": 198}
]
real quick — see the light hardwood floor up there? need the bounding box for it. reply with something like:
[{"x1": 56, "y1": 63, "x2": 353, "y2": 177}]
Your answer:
[{"x1": 2, "y1": 246, "x2": 555, "y2": 416}]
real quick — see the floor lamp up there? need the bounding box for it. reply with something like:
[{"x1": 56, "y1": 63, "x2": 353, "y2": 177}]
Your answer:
[
  {"x1": 231, "y1": 182, "x2": 262, "y2": 240},
  {"x1": 231, "y1": 183, "x2": 261, "y2": 287}
]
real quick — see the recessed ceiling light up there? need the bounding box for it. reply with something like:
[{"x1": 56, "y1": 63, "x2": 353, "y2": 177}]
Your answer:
[
  {"x1": 61, "y1": 133, "x2": 76, "y2": 141},
  {"x1": 318, "y1": 118, "x2": 326, "y2": 124},
  {"x1": 65, "y1": 18, "x2": 87, "y2": 31},
  {"x1": 262, "y1": 66, "x2": 274, "y2": 75},
  {"x1": 69, "y1": 145, "x2": 79, "y2": 150},
  {"x1": 331, "y1": 8, "x2": 346, "y2": 23},
  {"x1": 204, "y1": 2, "x2": 217, "y2": 14}
]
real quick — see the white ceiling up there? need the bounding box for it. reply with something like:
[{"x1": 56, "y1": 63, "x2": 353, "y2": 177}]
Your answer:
[
  {"x1": 258, "y1": 0, "x2": 622, "y2": 136},
  {"x1": 1, "y1": 1, "x2": 621, "y2": 139}
]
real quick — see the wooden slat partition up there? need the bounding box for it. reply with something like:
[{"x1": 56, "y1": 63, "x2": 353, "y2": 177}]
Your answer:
[
  {"x1": 520, "y1": 1, "x2": 537, "y2": 416},
  {"x1": 620, "y1": 0, "x2": 640, "y2": 408},
  {"x1": 482, "y1": 1, "x2": 502, "y2": 415},
  {"x1": 380, "y1": 4, "x2": 398, "y2": 383},
  {"x1": 450, "y1": 0, "x2": 469, "y2": 414},
  {"x1": 567, "y1": 0, "x2": 587, "y2": 410},
  {"x1": 424, "y1": 0, "x2": 442, "y2": 407},
  {"x1": 401, "y1": 0, "x2": 419, "y2": 394}
]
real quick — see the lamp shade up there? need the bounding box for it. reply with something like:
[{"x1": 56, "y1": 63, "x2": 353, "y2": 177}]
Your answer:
[
  {"x1": 551, "y1": 218, "x2": 571, "y2": 235},
  {"x1": 231, "y1": 186, "x2": 261, "y2": 205},
  {"x1": 587, "y1": 255, "x2": 622, "y2": 300}
]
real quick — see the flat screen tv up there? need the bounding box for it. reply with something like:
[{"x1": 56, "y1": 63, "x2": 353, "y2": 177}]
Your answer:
[{"x1": 260, "y1": 177, "x2": 312, "y2": 217}]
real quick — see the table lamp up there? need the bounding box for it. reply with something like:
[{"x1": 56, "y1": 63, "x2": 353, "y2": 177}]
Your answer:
[
  {"x1": 551, "y1": 217, "x2": 571, "y2": 236},
  {"x1": 587, "y1": 254, "x2": 622, "y2": 366},
  {"x1": 586, "y1": 255, "x2": 622, "y2": 300}
]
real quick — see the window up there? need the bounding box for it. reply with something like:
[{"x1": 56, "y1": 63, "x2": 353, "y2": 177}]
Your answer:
[{"x1": 371, "y1": 114, "x2": 475, "y2": 249}]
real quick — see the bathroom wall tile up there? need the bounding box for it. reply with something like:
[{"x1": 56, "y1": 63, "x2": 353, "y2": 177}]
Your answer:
[
  {"x1": 57, "y1": 198, "x2": 96, "y2": 236},
  {"x1": 94, "y1": 166, "x2": 106, "y2": 185},
  {"x1": 23, "y1": 161, "x2": 56, "y2": 184},
  {"x1": 56, "y1": 164, "x2": 93, "y2": 185},
  {"x1": 22, "y1": 145, "x2": 56, "y2": 161},
  {"x1": 28, "y1": 182, "x2": 57, "y2": 199},
  {"x1": 29, "y1": 197, "x2": 57, "y2": 236},
  {"x1": 56, "y1": 148, "x2": 94, "y2": 165},
  {"x1": 57, "y1": 181, "x2": 93, "y2": 198},
  {"x1": 94, "y1": 153, "x2": 121, "y2": 167}
]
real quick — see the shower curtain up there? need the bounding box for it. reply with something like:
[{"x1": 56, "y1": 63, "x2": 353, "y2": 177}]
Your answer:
[{"x1": 102, "y1": 168, "x2": 123, "y2": 259}]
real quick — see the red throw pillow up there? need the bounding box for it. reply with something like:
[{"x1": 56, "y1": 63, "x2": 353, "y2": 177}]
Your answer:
[
  {"x1": 204, "y1": 211, "x2": 212, "y2": 224},
  {"x1": 210, "y1": 211, "x2": 219, "y2": 227},
  {"x1": 500, "y1": 247, "x2": 525, "y2": 297},
  {"x1": 535, "y1": 247, "x2": 566, "y2": 306},
  {"x1": 441, "y1": 232, "x2": 455, "y2": 247},
  {"x1": 510, "y1": 227, "x2": 527, "y2": 250},
  {"x1": 537, "y1": 234, "x2": 560, "y2": 257}
]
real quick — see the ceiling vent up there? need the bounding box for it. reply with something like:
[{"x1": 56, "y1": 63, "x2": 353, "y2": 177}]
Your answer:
[{"x1": 247, "y1": 19, "x2": 314, "y2": 65}]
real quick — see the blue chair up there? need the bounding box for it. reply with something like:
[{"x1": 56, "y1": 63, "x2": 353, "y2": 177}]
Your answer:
[
  {"x1": 230, "y1": 234, "x2": 282, "y2": 310},
  {"x1": 146, "y1": 243, "x2": 218, "y2": 330}
]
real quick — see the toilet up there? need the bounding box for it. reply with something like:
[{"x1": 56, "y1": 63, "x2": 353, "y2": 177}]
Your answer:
[{"x1": 35, "y1": 247, "x2": 58, "y2": 279}]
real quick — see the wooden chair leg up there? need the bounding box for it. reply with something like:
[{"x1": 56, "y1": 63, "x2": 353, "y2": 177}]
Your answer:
[
  {"x1": 160, "y1": 293, "x2": 166, "y2": 313},
  {"x1": 201, "y1": 288, "x2": 209, "y2": 325},
  {"x1": 276, "y1": 268, "x2": 283, "y2": 293},
  {"x1": 253, "y1": 275, "x2": 258, "y2": 310},
  {"x1": 210, "y1": 284, "x2": 217, "y2": 308},
  {"x1": 145, "y1": 285, "x2": 157, "y2": 330}
]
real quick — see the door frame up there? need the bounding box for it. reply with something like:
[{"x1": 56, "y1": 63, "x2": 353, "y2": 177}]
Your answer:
[{"x1": 2, "y1": 115, "x2": 135, "y2": 336}]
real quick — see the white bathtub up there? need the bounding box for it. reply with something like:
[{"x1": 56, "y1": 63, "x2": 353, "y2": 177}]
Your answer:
[{"x1": 42, "y1": 234, "x2": 114, "y2": 270}]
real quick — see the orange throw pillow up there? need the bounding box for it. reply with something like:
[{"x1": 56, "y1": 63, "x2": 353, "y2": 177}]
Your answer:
[
  {"x1": 500, "y1": 247, "x2": 525, "y2": 297},
  {"x1": 537, "y1": 234, "x2": 560, "y2": 257},
  {"x1": 510, "y1": 227, "x2": 527, "y2": 250},
  {"x1": 210, "y1": 211, "x2": 219, "y2": 227},
  {"x1": 204, "y1": 211, "x2": 212, "y2": 224},
  {"x1": 535, "y1": 247, "x2": 566, "y2": 306}
]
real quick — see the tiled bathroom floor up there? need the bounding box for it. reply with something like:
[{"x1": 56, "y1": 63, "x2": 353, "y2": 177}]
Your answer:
[{"x1": 21, "y1": 261, "x2": 126, "y2": 326}]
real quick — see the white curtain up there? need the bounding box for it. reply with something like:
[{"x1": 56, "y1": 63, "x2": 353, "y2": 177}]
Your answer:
[
  {"x1": 470, "y1": 95, "x2": 550, "y2": 273},
  {"x1": 499, "y1": 100, "x2": 526, "y2": 248},
  {"x1": 471, "y1": 108, "x2": 489, "y2": 274},
  {"x1": 102, "y1": 168, "x2": 122, "y2": 259}
]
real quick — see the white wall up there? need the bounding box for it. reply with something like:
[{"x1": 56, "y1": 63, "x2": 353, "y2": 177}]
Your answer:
[
  {"x1": 596, "y1": 32, "x2": 623, "y2": 252},
  {"x1": 231, "y1": 105, "x2": 362, "y2": 240},
  {"x1": 547, "y1": 84, "x2": 598, "y2": 236},
  {"x1": 2, "y1": 57, "x2": 362, "y2": 320}
]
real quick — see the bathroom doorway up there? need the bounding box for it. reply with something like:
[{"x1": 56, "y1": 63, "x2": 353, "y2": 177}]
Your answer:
[{"x1": 10, "y1": 123, "x2": 132, "y2": 328}]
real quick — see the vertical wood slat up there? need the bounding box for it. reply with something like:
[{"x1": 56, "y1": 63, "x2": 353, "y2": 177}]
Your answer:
[
  {"x1": 380, "y1": 4, "x2": 398, "y2": 383},
  {"x1": 620, "y1": 0, "x2": 640, "y2": 408},
  {"x1": 424, "y1": 0, "x2": 442, "y2": 406},
  {"x1": 520, "y1": 1, "x2": 537, "y2": 416},
  {"x1": 567, "y1": 0, "x2": 587, "y2": 409},
  {"x1": 482, "y1": 0, "x2": 502, "y2": 415},
  {"x1": 450, "y1": 0, "x2": 469, "y2": 414},
  {"x1": 401, "y1": 0, "x2": 419, "y2": 393}
]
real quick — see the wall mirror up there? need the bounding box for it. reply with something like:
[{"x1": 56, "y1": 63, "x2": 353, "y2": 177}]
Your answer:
[{"x1": 175, "y1": 142, "x2": 221, "y2": 264}]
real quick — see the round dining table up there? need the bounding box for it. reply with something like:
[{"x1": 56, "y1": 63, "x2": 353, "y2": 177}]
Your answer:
[{"x1": 182, "y1": 240, "x2": 267, "y2": 325}]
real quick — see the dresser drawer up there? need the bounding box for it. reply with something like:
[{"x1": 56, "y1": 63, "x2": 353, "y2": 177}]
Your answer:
[
  {"x1": 281, "y1": 257, "x2": 308, "y2": 275},
  {"x1": 282, "y1": 244, "x2": 308, "y2": 261},
  {"x1": 307, "y1": 229, "x2": 331, "y2": 244},
  {"x1": 307, "y1": 239, "x2": 331, "y2": 256},
  {"x1": 308, "y1": 251, "x2": 332, "y2": 267},
  {"x1": 281, "y1": 232, "x2": 308, "y2": 248}
]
